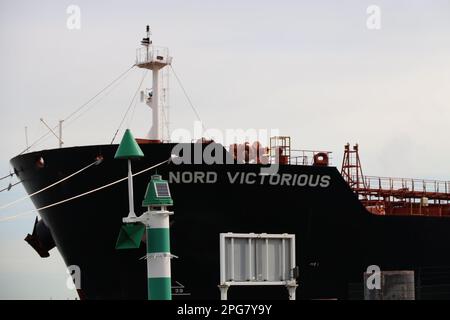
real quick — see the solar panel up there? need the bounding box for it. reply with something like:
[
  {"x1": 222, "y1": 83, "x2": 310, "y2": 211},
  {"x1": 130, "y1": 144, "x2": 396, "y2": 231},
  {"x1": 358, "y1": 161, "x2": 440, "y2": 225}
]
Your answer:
[{"x1": 154, "y1": 182, "x2": 171, "y2": 198}]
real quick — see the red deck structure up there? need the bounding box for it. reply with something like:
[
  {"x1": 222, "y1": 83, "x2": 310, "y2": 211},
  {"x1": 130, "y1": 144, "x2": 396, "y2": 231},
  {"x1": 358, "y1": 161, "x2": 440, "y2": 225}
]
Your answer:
[{"x1": 341, "y1": 143, "x2": 450, "y2": 217}]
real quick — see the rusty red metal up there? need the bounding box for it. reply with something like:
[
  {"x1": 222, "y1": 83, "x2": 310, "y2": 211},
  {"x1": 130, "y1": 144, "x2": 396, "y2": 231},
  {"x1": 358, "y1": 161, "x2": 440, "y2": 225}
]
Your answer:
[
  {"x1": 341, "y1": 144, "x2": 450, "y2": 217},
  {"x1": 313, "y1": 152, "x2": 329, "y2": 166},
  {"x1": 135, "y1": 138, "x2": 162, "y2": 144}
]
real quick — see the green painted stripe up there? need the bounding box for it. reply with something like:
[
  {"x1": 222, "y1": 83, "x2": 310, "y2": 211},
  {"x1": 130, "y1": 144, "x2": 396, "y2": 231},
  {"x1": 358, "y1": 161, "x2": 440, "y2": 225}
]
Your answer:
[
  {"x1": 147, "y1": 228, "x2": 170, "y2": 253},
  {"x1": 147, "y1": 277, "x2": 172, "y2": 300}
]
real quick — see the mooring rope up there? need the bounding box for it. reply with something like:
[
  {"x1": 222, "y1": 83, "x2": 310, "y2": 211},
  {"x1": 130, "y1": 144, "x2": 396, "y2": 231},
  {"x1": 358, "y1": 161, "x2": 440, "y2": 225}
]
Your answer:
[
  {"x1": 0, "y1": 158, "x2": 170, "y2": 223},
  {"x1": 0, "y1": 172, "x2": 14, "y2": 181},
  {"x1": 0, "y1": 158, "x2": 103, "y2": 211},
  {"x1": 0, "y1": 181, "x2": 21, "y2": 193}
]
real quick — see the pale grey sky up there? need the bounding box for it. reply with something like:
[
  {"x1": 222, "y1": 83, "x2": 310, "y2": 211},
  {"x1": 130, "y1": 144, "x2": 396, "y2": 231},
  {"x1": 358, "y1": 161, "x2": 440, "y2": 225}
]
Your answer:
[{"x1": 0, "y1": 0, "x2": 449, "y2": 299}]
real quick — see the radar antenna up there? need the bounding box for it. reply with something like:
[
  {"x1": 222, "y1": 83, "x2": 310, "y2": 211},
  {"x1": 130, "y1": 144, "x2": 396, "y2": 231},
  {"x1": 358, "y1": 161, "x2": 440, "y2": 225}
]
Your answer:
[{"x1": 141, "y1": 25, "x2": 152, "y2": 46}]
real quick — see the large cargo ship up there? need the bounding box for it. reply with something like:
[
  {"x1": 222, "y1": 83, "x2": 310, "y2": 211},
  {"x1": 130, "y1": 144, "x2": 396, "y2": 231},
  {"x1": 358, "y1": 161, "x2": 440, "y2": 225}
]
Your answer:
[{"x1": 8, "y1": 28, "x2": 450, "y2": 300}]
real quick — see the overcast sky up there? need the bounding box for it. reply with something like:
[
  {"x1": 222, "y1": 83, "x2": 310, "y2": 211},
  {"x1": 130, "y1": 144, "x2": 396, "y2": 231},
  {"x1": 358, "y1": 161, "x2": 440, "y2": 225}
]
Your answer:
[{"x1": 0, "y1": 0, "x2": 449, "y2": 299}]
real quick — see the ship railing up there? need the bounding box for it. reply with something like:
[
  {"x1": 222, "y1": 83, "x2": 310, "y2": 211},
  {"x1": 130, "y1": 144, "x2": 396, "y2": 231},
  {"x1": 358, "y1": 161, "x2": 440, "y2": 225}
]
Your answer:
[
  {"x1": 290, "y1": 149, "x2": 333, "y2": 166},
  {"x1": 216, "y1": 144, "x2": 334, "y2": 166},
  {"x1": 136, "y1": 46, "x2": 171, "y2": 65},
  {"x1": 351, "y1": 175, "x2": 450, "y2": 200}
]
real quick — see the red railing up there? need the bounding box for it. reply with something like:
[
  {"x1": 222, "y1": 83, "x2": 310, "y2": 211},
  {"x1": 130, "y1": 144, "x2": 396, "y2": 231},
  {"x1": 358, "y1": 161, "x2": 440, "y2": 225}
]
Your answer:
[
  {"x1": 289, "y1": 150, "x2": 333, "y2": 166},
  {"x1": 352, "y1": 175, "x2": 450, "y2": 201}
]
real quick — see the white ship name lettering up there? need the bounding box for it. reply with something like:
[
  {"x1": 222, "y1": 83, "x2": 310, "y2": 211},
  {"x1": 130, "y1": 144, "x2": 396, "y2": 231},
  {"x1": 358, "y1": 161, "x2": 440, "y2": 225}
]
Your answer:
[{"x1": 169, "y1": 171, "x2": 331, "y2": 188}]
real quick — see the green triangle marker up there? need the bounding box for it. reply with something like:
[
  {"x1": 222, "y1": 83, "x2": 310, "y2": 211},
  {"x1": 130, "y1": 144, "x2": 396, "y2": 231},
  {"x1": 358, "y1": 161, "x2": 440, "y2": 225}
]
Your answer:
[
  {"x1": 114, "y1": 129, "x2": 144, "y2": 159},
  {"x1": 115, "y1": 223, "x2": 145, "y2": 249}
]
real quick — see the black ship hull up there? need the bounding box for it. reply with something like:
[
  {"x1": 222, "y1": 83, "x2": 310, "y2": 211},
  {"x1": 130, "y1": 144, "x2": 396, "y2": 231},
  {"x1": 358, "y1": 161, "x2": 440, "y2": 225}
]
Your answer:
[{"x1": 10, "y1": 143, "x2": 450, "y2": 299}]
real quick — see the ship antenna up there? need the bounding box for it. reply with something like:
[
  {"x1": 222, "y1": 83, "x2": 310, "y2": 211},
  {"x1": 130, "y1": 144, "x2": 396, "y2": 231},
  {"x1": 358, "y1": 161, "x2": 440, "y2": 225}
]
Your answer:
[{"x1": 141, "y1": 25, "x2": 152, "y2": 47}]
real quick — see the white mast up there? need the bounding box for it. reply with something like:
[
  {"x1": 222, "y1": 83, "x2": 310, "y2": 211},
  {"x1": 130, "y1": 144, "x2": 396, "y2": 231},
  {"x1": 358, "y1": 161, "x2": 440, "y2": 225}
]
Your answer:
[{"x1": 135, "y1": 26, "x2": 172, "y2": 142}]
